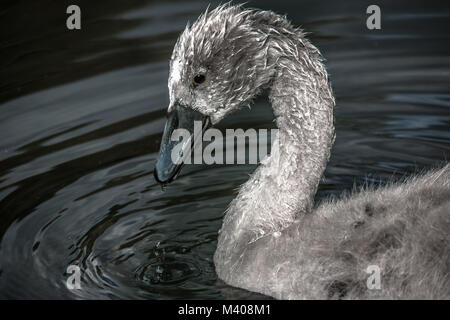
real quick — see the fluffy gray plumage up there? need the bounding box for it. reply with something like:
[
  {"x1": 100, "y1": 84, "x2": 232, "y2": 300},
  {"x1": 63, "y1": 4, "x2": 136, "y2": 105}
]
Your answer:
[{"x1": 166, "y1": 4, "x2": 450, "y2": 299}]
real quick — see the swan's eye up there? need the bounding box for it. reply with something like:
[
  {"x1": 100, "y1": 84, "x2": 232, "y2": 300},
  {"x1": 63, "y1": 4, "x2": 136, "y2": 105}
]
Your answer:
[{"x1": 193, "y1": 74, "x2": 205, "y2": 85}]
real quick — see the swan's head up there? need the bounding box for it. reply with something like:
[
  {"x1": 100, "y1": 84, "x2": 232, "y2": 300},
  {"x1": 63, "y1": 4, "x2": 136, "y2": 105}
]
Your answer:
[{"x1": 154, "y1": 5, "x2": 275, "y2": 183}]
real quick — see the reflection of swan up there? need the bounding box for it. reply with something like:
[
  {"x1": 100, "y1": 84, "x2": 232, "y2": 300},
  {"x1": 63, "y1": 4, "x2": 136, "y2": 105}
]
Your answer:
[{"x1": 154, "y1": 4, "x2": 450, "y2": 299}]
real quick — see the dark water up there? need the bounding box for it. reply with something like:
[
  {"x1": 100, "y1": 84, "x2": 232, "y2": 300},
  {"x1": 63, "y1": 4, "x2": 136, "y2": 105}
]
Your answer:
[{"x1": 0, "y1": 0, "x2": 449, "y2": 299}]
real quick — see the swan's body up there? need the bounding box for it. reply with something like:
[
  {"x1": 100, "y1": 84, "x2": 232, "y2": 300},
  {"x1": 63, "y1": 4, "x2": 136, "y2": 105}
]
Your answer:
[{"x1": 154, "y1": 4, "x2": 450, "y2": 299}]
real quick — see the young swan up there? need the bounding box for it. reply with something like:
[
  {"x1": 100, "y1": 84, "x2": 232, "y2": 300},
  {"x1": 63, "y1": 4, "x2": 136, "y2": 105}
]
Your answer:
[{"x1": 154, "y1": 4, "x2": 450, "y2": 299}]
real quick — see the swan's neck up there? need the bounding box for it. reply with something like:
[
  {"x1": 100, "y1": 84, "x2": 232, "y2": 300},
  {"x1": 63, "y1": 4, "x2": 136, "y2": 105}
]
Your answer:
[{"x1": 215, "y1": 36, "x2": 335, "y2": 264}]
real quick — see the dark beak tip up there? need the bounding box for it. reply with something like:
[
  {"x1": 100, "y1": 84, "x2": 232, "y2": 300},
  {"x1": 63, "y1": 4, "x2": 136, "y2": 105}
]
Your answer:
[
  {"x1": 154, "y1": 159, "x2": 183, "y2": 185},
  {"x1": 153, "y1": 168, "x2": 166, "y2": 185},
  {"x1": 153, "y1": 162, "x2": 173, "y2": 185}
]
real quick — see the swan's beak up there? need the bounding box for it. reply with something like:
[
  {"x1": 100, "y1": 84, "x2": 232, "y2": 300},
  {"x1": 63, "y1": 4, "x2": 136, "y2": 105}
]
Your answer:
[{"x1": 154, "y1": 105, "x2": 210, "y2": 184}]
